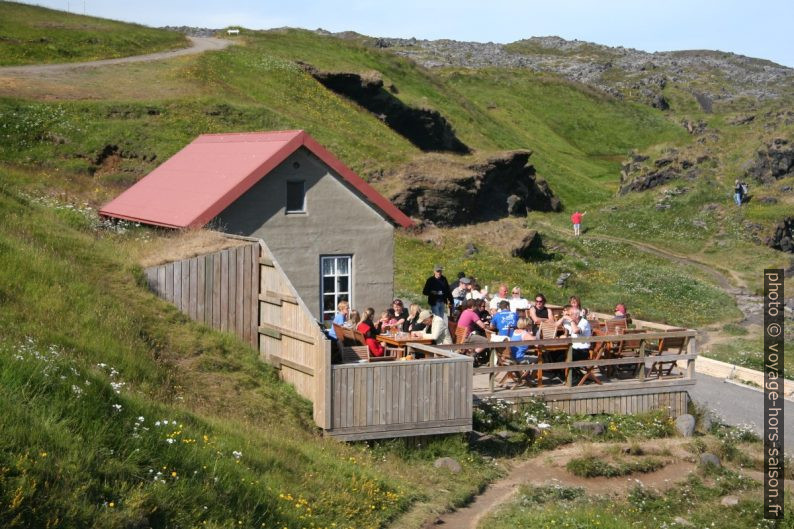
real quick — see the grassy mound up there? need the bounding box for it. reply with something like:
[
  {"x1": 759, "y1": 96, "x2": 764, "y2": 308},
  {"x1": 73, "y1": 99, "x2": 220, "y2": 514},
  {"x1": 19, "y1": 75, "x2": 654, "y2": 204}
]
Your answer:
[{"x1": 0, "y1": 2, "x2": 188, "y2": 66}]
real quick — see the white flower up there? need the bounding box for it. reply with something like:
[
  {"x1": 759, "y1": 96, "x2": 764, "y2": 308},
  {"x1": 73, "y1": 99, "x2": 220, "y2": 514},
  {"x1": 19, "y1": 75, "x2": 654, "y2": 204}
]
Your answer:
[
  {"x1": 154, "y1": 421, "x2": 161, "y2": 426},
  {"x1": 165, "y1": 438, "x2": 175, "y2": 444},
  {"x1": 111, "y1": 404, "x2": 122, "y2": 412},
  {"x1": 232, "y1": 451, "x2": 243, "y2": 459},
  {"x1": 137, "y1": 416, "x2": 145, "y2": 423},
  {"x1": 538, "y1": 422, "x2": 551, "y2": 429}
]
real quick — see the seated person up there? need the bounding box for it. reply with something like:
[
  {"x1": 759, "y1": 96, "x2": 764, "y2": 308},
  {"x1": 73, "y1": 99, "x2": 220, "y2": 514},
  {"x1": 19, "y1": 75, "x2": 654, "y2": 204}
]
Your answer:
[
  {"x1": 357, "y1": 308, "x2": 384, "y2": 357},
  {"x1": 376, "y1": 308, "x2": 398, "y2": 334},
  {"x1": 405, "y1": 303, "x2": 426, "y2": 332},
  {"x1": 457, "y1": 299, "x2": 488, "y2": 336},
  {"x1": 474, "y1": 299, "x2": 491, "y2": 326},
  {"x1": 613, "y1": 303, "x2": 631, "y2": 324},
  {"x1": 391, "y1": 299, "x2": 409, "y2": 331},
  {"x1": 415, "y1": 310, "x2": 452, "y2": 345},
  {"x1": 488, "y1": 284, "x2": 510, "y2": 313},
  {"x1": 528, "y1": 293, "x2": 554, "y2": 335},
  {"x1": 327, "y1": 300, "x2": 349, "y2": 340},
  {"x1": 555, "y1": 305, "x2": 592, "y2": 362},
  {"x1": 491, "y1": 300, "x2": 518, "y2": 336},
  {"x1": 509, "y1": 318, "x2": 537, "y2": 363},
  {"x1": 451, "y1": 276, "x2": 472, "y2": 308},
  {"x1": 569, "y1": 295, "x2": 588, "y2": 319},
  {"x1": 509, "y1": 286, "x2": 530, "y2": 313}
]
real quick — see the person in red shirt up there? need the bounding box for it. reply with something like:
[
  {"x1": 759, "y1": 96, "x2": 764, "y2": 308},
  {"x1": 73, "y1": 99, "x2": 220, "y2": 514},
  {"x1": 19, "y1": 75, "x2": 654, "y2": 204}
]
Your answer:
[{"x1": 571, "y1": 210, "x2": 586, "y2": 236}]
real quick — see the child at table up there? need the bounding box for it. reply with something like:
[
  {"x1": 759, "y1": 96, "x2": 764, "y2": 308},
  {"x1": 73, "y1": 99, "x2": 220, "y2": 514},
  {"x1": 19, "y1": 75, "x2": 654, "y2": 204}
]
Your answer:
[
  {"x1": 376, "y1": 308, "x2": 398, "y2": 334},
  {"x1": 358, "y1": 308, "x2": 384, "y2": 357}
]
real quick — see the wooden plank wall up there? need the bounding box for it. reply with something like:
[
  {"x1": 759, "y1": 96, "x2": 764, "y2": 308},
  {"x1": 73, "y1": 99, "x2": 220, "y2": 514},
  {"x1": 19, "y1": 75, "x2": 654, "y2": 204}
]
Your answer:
[
  {"x1": 144, "y1": 243, "x2": 260, "y2": 348},
  {"x1": 544, "y1": 391, "x2": 689, "y2": 416},
  {"x1": 328, "y1": 358, "x2": 473, "y2": 440},
  {"x1": 257, "y1": 242, "x2": 330, "y2": 427}
]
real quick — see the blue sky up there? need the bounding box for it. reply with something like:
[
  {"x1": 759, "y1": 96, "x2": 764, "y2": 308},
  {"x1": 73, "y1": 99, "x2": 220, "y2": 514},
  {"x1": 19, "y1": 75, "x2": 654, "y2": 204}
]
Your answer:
[{"x1": 23, "y1": 0, "x2": 794, "y2": 67}]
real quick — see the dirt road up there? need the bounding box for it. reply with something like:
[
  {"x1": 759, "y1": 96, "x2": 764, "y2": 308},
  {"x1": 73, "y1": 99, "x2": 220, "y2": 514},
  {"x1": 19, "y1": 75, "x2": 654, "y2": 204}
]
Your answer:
[{"x1": 0, "y1": 36, "x2": 233, "y2": 76}]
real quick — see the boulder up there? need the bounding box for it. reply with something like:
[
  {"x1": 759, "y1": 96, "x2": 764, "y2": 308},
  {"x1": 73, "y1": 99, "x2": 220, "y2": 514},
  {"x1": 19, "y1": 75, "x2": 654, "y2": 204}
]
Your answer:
[
  {"x1": 766, "y1": 217, "x2": 794, "y2": 254},
  {"x1": 433, "y1": 457, "x2": 462, "y2": 473},
  {"x1": 572, "y1": 421, "x2": 606, "y2": 435},
  {"x1": 699, "y1": 453, "x2": 721, "y2": 468},
  {"x1": 675, "y1": 414, "x2": 696, "y2": 437},
  {"x1": 674, "y1": 516, "x2": 694, "y2": 527},
  {"x1": 464, "y1": 242, "x2": 479, "y2": 258},
  {"x1": 720, "y1": 495, "x2": 740, "y2": 507},
  {"x1": 744, "y1": 138, "x2": 794, "y2": 184},
  {"x1": 510, "y1": 230, "x2": 542, "y2": 260},
  {"x1": 556, "y1": 272, "x2": 571, "y2": 287}
]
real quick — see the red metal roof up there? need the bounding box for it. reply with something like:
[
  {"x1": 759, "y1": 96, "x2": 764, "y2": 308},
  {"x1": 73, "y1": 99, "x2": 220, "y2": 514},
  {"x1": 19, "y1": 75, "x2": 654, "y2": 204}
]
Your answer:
[{"x1": 99, "y1": 130, "x2": 413, "y2": 229}]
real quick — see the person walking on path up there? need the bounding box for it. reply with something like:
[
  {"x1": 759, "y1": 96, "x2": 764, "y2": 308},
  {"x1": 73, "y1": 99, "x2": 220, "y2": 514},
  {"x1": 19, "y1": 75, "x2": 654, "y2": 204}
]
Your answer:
[
  {"x1": 571, "y1": 210, "x2": 586, "y2": 236},
  {"x1": 422, "y1": 264, "x2": 453, "y2": 318}
]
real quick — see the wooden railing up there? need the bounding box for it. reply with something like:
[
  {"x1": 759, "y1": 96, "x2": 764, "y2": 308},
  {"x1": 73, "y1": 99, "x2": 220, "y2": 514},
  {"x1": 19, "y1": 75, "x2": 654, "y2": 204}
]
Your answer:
[{"x1": 415, "y1": 329, "x2": 698, "y2": 394}]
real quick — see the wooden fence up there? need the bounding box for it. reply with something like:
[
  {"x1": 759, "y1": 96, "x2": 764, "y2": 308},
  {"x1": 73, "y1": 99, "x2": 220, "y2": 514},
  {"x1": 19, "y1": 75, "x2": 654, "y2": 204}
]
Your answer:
[
  {"x1": 328, "y1": 353, "x2": 472, "y2": 441},
  {"x1": 144, "y1": 242, "x2": 260, "y2": 347}
]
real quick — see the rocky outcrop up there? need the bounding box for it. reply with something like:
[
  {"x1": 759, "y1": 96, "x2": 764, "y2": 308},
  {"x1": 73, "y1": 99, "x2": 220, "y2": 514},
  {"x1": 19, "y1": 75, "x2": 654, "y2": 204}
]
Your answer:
[
  {"x1": 300, "y1": 64, "x2": 470, "y2": 154},
  {"x1": 323, "y1": 32, "x2": 794, "y2": 104},
  {"x1": 509, "y1": 230, "x2": 542, "y2": 261},
  {"x1": 618, "y1": 151, "x2": 704, "y2": 194},
  {"x1": 743, "y1": 138, "x2": 794, "y2": 184},
  {"x1": 390, "y1": 151, "x2": 560, "y2": 226},
  {"x1": 766, "y1": 217, "x2": 794, "y2": 253}
]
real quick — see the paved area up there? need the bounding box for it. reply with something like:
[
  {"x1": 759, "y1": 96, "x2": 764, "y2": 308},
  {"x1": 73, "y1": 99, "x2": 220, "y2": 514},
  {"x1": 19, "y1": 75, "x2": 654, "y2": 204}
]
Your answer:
[
  {"x1": 689, "y1": 372, "x2": 793, "y2": 452},
  {"x1": 0, "y1": 36, "x2": 233, "y2": 76}
]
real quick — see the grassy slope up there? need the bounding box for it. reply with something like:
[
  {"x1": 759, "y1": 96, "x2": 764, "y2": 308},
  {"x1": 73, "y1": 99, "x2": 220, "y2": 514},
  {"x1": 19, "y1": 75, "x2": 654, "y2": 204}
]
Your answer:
[
  {"x1": 0, "y1": 170, "x2": 499, "y2": 528},
  {"x1": 0, "y1": 2, "x2": 188, "y2": 66}
]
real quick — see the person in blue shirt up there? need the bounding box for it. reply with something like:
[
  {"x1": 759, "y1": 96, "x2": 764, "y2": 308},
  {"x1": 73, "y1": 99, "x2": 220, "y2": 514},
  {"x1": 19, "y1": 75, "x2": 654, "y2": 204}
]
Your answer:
[
  {"x1": 490, "y1": 300, "x2": 517, "y2": 336},
  {"x1": 327, "y1": 300, "x2": 349, "y2": 340}
]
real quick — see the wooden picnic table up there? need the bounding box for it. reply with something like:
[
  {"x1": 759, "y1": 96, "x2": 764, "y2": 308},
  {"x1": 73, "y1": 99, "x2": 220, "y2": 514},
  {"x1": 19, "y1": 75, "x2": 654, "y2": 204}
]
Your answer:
[{"x1": 376, "y1": 333, "x2": 434, "y2": 358}]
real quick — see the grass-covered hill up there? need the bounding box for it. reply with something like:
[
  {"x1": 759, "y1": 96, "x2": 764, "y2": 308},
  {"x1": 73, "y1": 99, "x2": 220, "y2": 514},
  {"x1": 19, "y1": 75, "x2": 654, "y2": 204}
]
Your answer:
[
  {"x1": 0, "y1": 5, "x2": 792, "y2": 526},
  {"x1": 0, "y1": 2, "x2": 188, "y2": 66}
]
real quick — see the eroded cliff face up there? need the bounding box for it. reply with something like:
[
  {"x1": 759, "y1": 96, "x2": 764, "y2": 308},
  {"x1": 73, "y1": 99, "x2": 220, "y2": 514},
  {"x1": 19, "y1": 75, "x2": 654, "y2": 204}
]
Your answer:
[
  {"x1": 388, "y1": 150, "x2": 560, "y2": 226},
  {"x1": 743, "y1": 138, "x2": 794, "y2": 184},
  {"x1": 300, "y1": 64, "x2": 470, "y2": 154}
]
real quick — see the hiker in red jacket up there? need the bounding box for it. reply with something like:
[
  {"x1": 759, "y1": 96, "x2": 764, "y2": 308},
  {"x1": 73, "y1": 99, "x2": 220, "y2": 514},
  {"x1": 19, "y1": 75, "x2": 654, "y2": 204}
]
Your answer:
[{"x1": 571, "y1": 210, "x2": 586, "y2": 236}]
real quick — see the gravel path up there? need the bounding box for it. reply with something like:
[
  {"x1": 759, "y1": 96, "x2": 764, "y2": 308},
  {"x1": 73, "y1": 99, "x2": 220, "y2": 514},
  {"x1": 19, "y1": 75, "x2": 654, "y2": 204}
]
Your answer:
[{"x1": 0, "y1": 36, "x2": 233, "y2": 76}]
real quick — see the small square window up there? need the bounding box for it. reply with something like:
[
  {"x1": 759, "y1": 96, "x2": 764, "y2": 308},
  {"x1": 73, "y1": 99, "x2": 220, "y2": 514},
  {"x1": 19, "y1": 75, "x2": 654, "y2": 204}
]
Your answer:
[{"x1": 286, "y1": 181, "x2": 305, "y2": 213}]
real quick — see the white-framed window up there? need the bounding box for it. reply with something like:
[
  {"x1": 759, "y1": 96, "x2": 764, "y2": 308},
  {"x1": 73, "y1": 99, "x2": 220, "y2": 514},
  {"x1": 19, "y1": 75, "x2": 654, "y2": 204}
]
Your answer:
[
  {"x1": 321, "y1": 255, "x2": 351, "y2": 321},
  {"x1": 286, "y1": 180, "x2": 305, "y2": 213}
]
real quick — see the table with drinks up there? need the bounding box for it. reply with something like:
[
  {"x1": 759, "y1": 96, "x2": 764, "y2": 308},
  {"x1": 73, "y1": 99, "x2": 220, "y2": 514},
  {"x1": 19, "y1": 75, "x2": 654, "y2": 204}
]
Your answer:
[{"x1": 376, "y1": 331, "x2": 434, "y2": 358}]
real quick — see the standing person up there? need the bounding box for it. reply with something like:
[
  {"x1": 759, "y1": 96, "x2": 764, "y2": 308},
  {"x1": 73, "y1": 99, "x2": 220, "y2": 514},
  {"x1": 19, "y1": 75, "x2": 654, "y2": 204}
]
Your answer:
[
  {"x1": 451, "y1": 277, "x2": 472, "y2": 309},
  {"x1": 414, "y1": 310, "x2": 453, "y2": 345},
  {"x1": 571, "y1": 210, "x2": 586, "y2": 237},
  {"x1": 734, "y1": 179, "x2": 743, "y2": 206},
  {"x1": 422, "y1": 264, "x2": 453, "y2": 318}
]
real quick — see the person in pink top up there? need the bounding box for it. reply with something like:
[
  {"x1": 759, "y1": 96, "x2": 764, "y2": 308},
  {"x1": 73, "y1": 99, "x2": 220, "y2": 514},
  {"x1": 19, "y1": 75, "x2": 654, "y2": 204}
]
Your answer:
[
  {"x1": 457, "y1": 299, "x2": 488, "y2": 335},
  {"x1": 571, "y1": 210, "x2": 586, "y2": 237}
]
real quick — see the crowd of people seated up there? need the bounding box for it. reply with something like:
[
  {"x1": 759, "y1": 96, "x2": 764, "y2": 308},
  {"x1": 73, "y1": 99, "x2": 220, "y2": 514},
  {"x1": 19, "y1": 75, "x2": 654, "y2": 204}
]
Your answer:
[{"x1": 328, "y1": 264, "x2": 631, "y2": 368}]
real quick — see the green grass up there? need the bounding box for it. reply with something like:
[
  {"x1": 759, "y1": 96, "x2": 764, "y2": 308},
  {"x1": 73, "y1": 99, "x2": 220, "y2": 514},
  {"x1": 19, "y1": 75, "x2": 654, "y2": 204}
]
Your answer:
[
  {"x1": 704, "y1": 337, "x2": 794, "y2": 380},
  {"x1": 0, "y1": 2, "x2": 188, "y2": 66},
  {"x1": 395, "y1": 230, "x2": 740, "y2": 327},
  {"x1": 565, "y1": 455, "x2": 666, "y2": 478},
  {"x1": 482, "y1": 468, "x2": 784, "y2": 529}
]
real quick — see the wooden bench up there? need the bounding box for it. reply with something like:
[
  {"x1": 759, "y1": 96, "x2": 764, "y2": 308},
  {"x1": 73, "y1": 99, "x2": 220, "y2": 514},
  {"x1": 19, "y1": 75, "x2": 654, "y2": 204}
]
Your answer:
[{"x1": 649, "y1": 328, "x2": 688, "y2": 377}]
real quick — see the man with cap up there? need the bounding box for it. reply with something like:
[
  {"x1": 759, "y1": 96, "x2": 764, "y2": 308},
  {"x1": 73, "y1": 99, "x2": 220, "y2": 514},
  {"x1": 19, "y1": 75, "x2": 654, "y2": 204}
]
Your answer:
[
  {"x1": 422, "y1": 264, "x2": 453, "y2": 318},
  {"x1": 451, "y1": 276, "x2": 473, "y2": 309},
  {"x1": 413, "y1": 309, "x2": 453, "y2": 345}
]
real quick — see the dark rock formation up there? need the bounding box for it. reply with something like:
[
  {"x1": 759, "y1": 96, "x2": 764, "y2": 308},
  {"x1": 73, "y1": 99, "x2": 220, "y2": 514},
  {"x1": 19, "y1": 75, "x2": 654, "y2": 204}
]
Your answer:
[
  {"x1": 766, "y1": 217, "x2": 794, "y2": 253},
  {"x1": 620, "y1": 150, "x2": 705, "y2": 194},
  {"x1": 300, "y1": 64, "x2": 470, "y2": 154},
  {"x1": 390, "y1": 151, "x2": 561, "y2": 226},
  {"x1": 743, "y1": 138, "x2": 794, "y2": 184},
  {"x1": 510, "y1": 230, "x2": 542, "y2": 261}
]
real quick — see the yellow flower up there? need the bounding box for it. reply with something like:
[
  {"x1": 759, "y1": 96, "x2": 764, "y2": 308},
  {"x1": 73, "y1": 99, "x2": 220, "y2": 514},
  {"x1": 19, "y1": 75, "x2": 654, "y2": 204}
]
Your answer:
[
  {"x1": 171, "y1": 471, "x2": 177, "y2": 477},
  {"x1": 109, "y1": 502, "x2": 115, "y2": 508},
  {"x1": 39, "y1": 452, "x2": 47, "y2": 458}
]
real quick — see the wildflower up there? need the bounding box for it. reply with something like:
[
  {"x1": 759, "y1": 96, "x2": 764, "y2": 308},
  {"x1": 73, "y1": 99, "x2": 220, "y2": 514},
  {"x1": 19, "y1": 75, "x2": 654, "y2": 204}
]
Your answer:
[
  {"x1": 165, "y1": 438, "x2": 175, "y2": 444},
  {"x1": 111, "y1": 404, "x2": 122, "y2": 413},
  {"x1": 137, "y1": 416, "x2": 145, "y2": 422},
  {"x1": 232, "y1": 450, "x2": 243, "y2": 460},
  {"x1": 109, "y1": 502, "x2": 115, "y2": 508},
  {"x1": 171, "y1": 471, "x2": 177, "y2": 477}
]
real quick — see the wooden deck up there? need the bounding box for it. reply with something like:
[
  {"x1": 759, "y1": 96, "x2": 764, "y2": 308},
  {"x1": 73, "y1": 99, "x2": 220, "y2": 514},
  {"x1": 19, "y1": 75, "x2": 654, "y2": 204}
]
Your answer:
[{"x1": 145, "y1": 236, "x2": 699, "y2": 441}]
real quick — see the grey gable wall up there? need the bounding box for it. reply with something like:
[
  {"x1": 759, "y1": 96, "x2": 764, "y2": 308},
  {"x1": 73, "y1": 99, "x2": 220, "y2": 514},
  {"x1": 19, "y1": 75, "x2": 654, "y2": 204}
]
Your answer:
[{"x1": 213, "y1": 147, "x2": 394, "y2": 320}]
